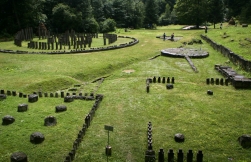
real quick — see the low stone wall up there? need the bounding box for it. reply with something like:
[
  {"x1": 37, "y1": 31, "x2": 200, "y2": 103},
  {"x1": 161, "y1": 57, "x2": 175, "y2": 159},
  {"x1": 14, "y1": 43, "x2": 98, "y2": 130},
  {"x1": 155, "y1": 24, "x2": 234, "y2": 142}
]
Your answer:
[{"x1": 201, "y1": 35, "x2": 251, "y2": 72}]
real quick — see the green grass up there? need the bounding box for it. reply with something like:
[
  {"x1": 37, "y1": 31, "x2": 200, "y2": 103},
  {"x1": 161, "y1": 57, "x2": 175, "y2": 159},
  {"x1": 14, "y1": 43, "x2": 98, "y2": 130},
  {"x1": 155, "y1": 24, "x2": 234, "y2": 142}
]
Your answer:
[
  {"x1": 206, "y1": 23, "x2": 251, "y2": 60},
  {"x1": 1, "y1": 26, "x2": 251, "y2": 162}
]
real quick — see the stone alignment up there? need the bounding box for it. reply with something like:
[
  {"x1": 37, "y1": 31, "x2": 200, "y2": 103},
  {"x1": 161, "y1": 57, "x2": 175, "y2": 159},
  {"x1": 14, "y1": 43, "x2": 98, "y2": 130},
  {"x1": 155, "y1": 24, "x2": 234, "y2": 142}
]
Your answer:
[
  {"x1": 14, "y1": 27, "x2": 33, "y2": 47},
  {"x1": 2, "y1": 35, "x2": 139, "y2": 54},
  {"x1": 146, "y1": 76, "x2": 175, "y2": 93},
  {"x1": 201, "y1": 35, "x2": 251, "y2": 73},
  {"x1": 63, "y1": 94, "x2": 104, "y2": 161},
  {"x1": 1, "y1": 76, "x2": 105, "y2": 161},
  {"x1": 146, "y1": 122, "x2": 203, "y2": 162},
  {"x1": 215, "y1": 64, "x2": 251, "y2": 89}
]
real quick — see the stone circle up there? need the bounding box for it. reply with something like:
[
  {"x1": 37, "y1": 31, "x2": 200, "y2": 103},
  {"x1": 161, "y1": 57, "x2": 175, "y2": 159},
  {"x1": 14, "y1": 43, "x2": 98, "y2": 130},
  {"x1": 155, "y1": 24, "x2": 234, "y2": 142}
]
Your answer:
[{"x1": 161, "y1": 48, "x2": 209, "y2": 58}]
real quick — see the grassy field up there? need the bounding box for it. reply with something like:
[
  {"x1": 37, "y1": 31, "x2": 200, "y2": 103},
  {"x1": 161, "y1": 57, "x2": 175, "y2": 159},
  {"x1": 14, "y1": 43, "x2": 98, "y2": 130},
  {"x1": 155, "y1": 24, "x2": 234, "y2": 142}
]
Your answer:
[{"x1": 1, "y1": 25, "x2": 251, "y2": 162}]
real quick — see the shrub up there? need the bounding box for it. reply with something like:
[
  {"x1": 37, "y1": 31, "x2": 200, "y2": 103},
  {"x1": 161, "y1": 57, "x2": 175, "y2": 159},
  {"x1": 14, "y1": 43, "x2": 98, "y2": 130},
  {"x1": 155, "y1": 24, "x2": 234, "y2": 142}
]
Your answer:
[{"x1": 100, "y1": 18, "x2": 116, "y2": 33}]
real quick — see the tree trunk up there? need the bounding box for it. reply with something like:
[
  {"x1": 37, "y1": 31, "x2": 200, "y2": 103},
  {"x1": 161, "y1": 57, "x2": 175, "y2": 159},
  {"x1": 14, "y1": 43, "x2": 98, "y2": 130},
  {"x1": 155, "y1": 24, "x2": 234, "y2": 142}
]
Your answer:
[{"x1": 12, "y1": 0, "x2": 21, "y2": 29}]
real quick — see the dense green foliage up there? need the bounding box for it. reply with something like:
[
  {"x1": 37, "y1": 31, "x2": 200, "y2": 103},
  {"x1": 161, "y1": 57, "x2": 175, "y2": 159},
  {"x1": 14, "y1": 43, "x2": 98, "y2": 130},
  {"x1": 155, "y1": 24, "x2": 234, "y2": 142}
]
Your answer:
[{"x1": 0, "y1": 0, "x2": 250, "y2": 36}]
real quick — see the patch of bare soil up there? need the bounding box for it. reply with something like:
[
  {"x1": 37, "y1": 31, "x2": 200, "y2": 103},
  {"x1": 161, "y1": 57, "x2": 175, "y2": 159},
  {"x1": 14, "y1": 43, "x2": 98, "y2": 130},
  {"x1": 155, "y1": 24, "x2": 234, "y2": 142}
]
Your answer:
[{"x1": 123, "y1": 69, "x2": 135, "y2": 73}]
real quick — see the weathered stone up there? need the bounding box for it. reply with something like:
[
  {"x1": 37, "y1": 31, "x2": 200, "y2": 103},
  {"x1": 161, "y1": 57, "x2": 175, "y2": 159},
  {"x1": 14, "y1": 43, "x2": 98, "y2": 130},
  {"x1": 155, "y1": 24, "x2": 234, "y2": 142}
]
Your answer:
[
  {"x1": 0, "y1": 89, "x2": 4, "y2": 94},
  {"x1": 86, "y1": 96, "x2": 95, "y2": 101},
  {"x1": 0, "y1": 94, "x2": 7, "y2": 100},
  {"x1": 44, "y1": 116, "x2": 57, "y2": 126},
  {"x1": 145, "y1": 149, "x2": 155, "y2": 161},
  {"x1": 206, "y1": 78, "x2": 210, "y2": 84},
  {"x1": 7, "y1": 90, "x2": 11, "y2": 95},
  {"x1": 238, "y1": 134, "x2": 251, "y2": 148},
  {"x1": 171, "y1": 77, "x2": 175, "y2": 84},
  {"x1": 19, "y1": 92, "x2": 23, "y2": 98},
  {"x1": 10, "y1": 152, "x2": 28, "y2": 162},
  {"x1": 30, "y1": 132, "x2": 45, "y2": 144},
  {"x1": 12, "y1": 91, "x2": 17, "y2": 96},
  {"x1": 55, "y1": 105, "x2": 67, "y2": 112},
  {"x1": 2, "y1": 115, "x2": 15, "y2": 125},
  {"x1": 146, "y1": 78, "x2": 153, "y2": 83},
  {"x1": 166, "y1": 84, "x2": 174, "y2": 89},
  {"x1": 174, "y1": 133, "x2": 185, "y2": 142},
  {"x1": 28, "y1": 94, "x2": 38, "y2": 103},
  {"x1": 146, "y1": 85, "x2": 150, "y2": 93},
  {"x1": 17, "y1": 104, "x2": 28, "y2": 112},
  {"x1": 242, "y1": 24, "x2": 248, "y2": 27},
  {"x1": 64, "y1": 96, "x2": 74, "y2": 102},
  {"x1": 207, "y1": 90, "x2": 213, "y2": 95}
]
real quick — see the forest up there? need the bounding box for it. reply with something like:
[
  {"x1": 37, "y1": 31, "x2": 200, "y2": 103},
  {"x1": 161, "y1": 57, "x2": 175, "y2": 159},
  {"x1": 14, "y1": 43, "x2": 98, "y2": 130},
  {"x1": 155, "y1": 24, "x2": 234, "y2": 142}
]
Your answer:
[{"x1": 0, "y1": 0, "x2": 250, "y2": 36}]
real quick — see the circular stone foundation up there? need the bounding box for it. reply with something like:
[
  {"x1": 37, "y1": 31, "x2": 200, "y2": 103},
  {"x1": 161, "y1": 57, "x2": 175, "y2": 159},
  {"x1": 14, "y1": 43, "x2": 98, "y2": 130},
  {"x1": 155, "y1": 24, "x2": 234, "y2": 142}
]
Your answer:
[{"x1": 161, "y1": 48, "x2": 209, "y2": 58}]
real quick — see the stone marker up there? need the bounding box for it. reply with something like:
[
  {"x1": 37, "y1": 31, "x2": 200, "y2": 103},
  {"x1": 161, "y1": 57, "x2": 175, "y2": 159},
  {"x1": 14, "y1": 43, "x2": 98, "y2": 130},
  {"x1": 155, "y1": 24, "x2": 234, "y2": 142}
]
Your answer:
[
  {"x1": 28, "y1": 94, "x2": 38, "y2": 103},
  {"x1": 166, "y1": 84, "x2": 174, "y2": 89},
  {"x1": 238, "y1": 134, "x2": 251, "y2": 148},
  {"x1": 174, "y1": 133, "x2": 185, "y2": 142},
  {"x1": 0, "y1": 94, "x2": 7, "y2": 100},
  {"x1": 55, "y1": 105, "x2": 67, "y2": 112},
  {"x1": 64, "y1": 96, "x2": 74, "y2": 102},
  {"x1": 30, "y1": 132, "x2": 45, "y2": 144},
  {"x1": 207, "y1": 90, "x2": 213, "y2": 95},
  {"x1": 44, "y1": 116, "x2": 57, "y2": 126},
  {"x1": 10, "y1": 152, "x2": 28, "y2": 162},
  {"x1": 2, "y1": 115, "x2": 15, "y2": 125},
  {"x1": 17, "y1": 104, "x2": 28, "y2": 112}
]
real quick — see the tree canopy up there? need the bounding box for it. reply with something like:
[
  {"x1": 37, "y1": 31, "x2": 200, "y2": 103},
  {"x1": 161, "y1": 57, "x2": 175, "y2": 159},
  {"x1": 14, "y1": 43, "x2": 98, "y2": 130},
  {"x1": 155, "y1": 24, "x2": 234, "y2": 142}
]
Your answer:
[{"x1": 0, "y1": 0, "x2": 250, "y2": 36}]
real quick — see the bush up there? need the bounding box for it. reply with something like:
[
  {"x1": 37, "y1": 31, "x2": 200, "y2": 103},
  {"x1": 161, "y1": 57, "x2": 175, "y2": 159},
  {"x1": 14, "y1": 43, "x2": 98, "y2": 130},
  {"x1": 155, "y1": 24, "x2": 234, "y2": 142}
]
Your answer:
[
  {"x1": 84, "y1": 18, "x2": 100, "y2": 33},
  {"x1": 100, "y1": 18, "x2": 116, "y2": 33}
]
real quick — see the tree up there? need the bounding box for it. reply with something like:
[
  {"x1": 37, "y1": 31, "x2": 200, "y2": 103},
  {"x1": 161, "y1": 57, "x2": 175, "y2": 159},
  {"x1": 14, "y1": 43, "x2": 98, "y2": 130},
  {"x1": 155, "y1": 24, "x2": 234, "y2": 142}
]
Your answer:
[
  {"x1": 239, "y1": 0, "x2": 251, "y2": 23},
  {"x1": 123, "y1": 0, "x2": 145, "y2": 28},
  {"x1": 207, "y1": 0, "x2": 224, "y2": 28},
  {"x1": 224, "y1": 0, "x2": 249, "y2": 20},
  {"x1": 157, "y1": 0, "x2": 167, "y2": 16},
  {"x1": 159, "y1": 3, "x2": 171, "y2": 25},
  {"x1": 103, "y1": 0, "x2": 114, "y2": 19},
  {"x1": 112, "y1": 0, "x2": 127, "y2": 28},
  {"x1": 84, "y1": 17, "x2": 99, "y2": 33},
  {"x1": 174, "y1": 0, "x2": 208, "y2": 28},
  {"x1": 51, "y1": 3, "x2": 81, "y2": 33},
  {"x1": 131, "y1": 0, "x2": 145, "y2": 28},
  {"x1": 100, "y1": 18, "x2": 116, "y2": 33},
  {"x1": 92, "y1": 0, "x2": 105, "y2": 24},
  {"x1": 0, "y1": 0, "x2": 44, "y2": 35},
  {"x1": 144, "y1": 0, "x2": 159, "y2": 28}
]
